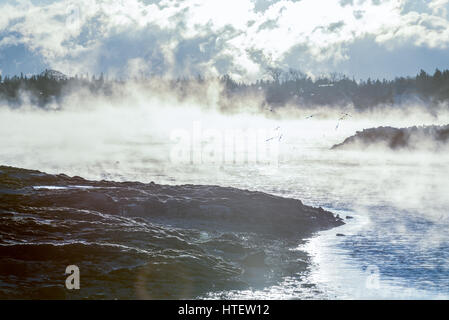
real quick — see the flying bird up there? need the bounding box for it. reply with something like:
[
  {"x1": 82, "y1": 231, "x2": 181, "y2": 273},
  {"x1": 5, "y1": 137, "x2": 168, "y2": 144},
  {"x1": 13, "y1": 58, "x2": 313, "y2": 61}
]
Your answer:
[
  {"x1": 339, "y1": 113, "x2": 352, "y2": 120},
  {"x1": 266, "y1": 126, "x2": 283, "y2": 142},
  {"x1": 335, "y1": 113, "x2": 352, "y2": 130}
]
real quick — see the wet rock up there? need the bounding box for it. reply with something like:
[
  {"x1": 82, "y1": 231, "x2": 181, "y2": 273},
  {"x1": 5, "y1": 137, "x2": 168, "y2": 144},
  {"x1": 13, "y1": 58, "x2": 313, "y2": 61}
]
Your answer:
[
  {"x1": 0, "y1": 165, "x2": 344, "y2": 238},
  {"x1": 241, "y1": 251, "x2": 267, "y2": 267}
]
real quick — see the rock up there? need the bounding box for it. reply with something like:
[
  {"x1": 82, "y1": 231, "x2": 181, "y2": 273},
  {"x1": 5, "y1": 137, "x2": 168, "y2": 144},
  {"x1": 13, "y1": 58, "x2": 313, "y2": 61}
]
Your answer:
[
  {"x1": 242, "y1": 251, "x2": 267, "y2": 267},
  {"x1": 0, "y1": 165, "x2": 345, "y2": 238},
  {"x1": 331, "y1": 124, "x2": 449, "y2": 151}
]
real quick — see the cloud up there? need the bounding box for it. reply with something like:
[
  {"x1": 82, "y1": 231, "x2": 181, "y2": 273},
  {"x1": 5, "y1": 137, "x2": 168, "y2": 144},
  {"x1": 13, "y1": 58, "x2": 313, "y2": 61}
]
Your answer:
[
  {"x1": 0, "y1": 0, "x2": 448, "y2": 80},
  {"x1": 429, "y1": 0, "x2": 449, "y2": 17}
]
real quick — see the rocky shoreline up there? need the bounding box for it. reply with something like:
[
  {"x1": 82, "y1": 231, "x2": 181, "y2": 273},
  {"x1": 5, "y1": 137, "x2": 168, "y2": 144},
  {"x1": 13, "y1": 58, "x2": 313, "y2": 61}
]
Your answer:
[
  {"x1": 0, "y1": 165, "x2": 344, "y2": 299},
  {"x1": 331, "y1": 124, "x2": 449, "y2": 150}
]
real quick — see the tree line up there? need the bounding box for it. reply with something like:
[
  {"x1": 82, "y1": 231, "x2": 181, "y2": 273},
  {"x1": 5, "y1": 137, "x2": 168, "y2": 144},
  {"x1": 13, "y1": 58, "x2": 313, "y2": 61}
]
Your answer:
[
  {"x1": 221, "y1": 68, "x2": 449, "y2": 109},
  {"x1": 1, "y1": 68, "x2": 449, "y2": 109}
]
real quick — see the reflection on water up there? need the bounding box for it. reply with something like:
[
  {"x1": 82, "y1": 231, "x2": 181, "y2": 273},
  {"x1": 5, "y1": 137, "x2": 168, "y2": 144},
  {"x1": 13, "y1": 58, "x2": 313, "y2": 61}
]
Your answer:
[
  {"x1": 2, "y1": 116, "x2": 449, "y2": 299},
  {"x1": 164, "y1": 146, "x2": 449, "y2": 299},
  {"x1": 177, "y1": 145, "x2": 449, "y2": 299},
  {"x1": 304, "y1": 206, "x2": 449, "y2": 299}
]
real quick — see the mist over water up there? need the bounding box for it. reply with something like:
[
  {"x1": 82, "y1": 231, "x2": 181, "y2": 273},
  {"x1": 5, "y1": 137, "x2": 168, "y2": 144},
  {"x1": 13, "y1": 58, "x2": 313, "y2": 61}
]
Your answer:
[{"x1": 1, "y1": 83, "x2": 449, "y2": 299}]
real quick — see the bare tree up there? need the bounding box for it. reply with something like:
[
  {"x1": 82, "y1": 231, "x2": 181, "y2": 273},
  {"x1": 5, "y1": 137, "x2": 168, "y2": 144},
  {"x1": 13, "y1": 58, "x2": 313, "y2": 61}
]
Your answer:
[
  {"x1": 266, "y1": 67, "x2": 283, "y2": 83},
  {"x1": 288, "y1": 68, "x2": 306, "y2": 81}
]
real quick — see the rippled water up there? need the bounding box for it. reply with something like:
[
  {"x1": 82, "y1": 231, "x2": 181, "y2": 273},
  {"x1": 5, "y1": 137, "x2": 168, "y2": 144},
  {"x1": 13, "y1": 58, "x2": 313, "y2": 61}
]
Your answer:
[
  {"x1": 1, "y1": 110, "x2": 449, "y2": 299},
  {"x1": 132, "y1": 145, "x2": 449, "y2": 299},
  {"x1": 196, "y1": 153, "x2": 449, "y2": 299}
]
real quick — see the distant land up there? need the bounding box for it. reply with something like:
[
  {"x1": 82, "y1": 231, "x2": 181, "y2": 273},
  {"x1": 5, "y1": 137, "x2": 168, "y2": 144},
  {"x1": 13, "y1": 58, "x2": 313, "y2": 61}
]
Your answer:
[
  {"x1": 1, "y1": 68, "x2": 449, "y2": 110},
  {"x1": 331, "y1": 124, "x2": 449, "y2": 151}
]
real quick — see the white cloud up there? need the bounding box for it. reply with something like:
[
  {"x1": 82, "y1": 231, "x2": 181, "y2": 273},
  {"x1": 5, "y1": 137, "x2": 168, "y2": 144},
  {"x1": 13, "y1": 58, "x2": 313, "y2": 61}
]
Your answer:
[
  {"x1": 0, "y1": 0, "x2": 448, "y2": 80},
  {"x1": 429, "y1": 0, "x2": 449, "y2": 17}
]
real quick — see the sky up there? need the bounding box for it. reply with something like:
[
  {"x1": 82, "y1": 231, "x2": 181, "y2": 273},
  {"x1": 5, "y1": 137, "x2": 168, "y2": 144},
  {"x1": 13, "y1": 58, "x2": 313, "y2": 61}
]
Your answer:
[{"x1": 0, "y1": 0, "x2": 448, "y2": 81}]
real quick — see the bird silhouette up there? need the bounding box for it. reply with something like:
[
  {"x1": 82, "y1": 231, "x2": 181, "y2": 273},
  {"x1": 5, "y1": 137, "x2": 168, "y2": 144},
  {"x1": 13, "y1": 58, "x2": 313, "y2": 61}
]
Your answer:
[{"x1": 335, "y1": 113, "x2": 352, "y2": 130}]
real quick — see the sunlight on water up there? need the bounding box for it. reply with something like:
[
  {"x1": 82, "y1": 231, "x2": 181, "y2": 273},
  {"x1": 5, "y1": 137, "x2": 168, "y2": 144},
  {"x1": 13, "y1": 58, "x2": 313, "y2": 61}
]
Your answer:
[
  {"x1": 302, "y1": 208, "x2": 449, "y2": 299},
  {"x1": 1, "y1": 103, "x2": 449, "y2": 299}
]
